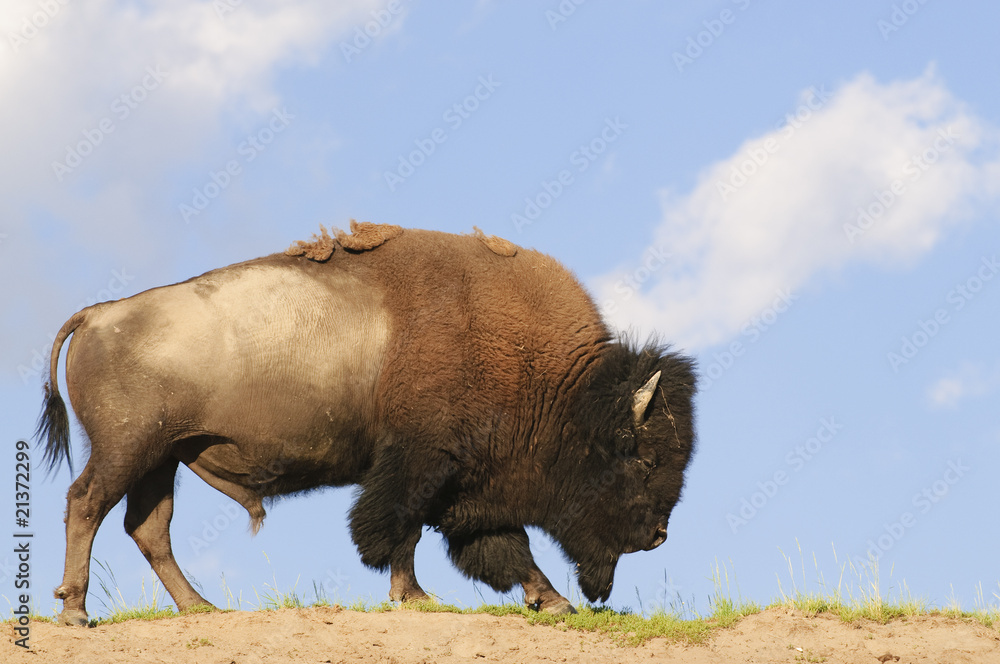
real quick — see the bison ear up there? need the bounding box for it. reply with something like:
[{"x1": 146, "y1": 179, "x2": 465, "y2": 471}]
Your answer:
[{"x1": 632, "y1": 370, "x2": 661, "y2": 427}]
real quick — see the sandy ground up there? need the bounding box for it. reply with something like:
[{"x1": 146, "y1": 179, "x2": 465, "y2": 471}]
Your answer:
[{"x1": 5, "y1": 605, "x2": 1000, "y2": 663}]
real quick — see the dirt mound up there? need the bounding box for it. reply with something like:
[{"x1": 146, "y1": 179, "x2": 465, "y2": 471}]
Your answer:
[{"x1": 5, "y1": 606, "x2": 999, "y2": 663}]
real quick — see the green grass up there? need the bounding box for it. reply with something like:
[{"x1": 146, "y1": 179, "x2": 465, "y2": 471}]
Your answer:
[
  {"x1": 8, "y1": 546, "x2": 1000, "y2": 644},
  {"x1": 0, "y1": 599, "x2": 57, "y2": 624},
  {"x1": 88, "y1": 559, "x2": 178, "y2": 625},
  {"x1": 768, "y1": 541, "x2": 1000, "y2": 629},
  {"x1": 331, "y1": 598, "x2": 714, "y2": 645},
  {"x1": 707, "y1": 558, "x2": 763, "y2": 627},
  {"x1": 250, "y1": 552, "x2": 308, "y2": 610}
]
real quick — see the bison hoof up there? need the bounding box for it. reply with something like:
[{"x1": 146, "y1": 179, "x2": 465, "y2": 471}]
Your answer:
[
  {"x1": 536, "y1": 598, "x2": 577, "y2": 616},
  {"x1": 391, "y1": 589, "x2": 430, "y2": 603},
  {"x1": 59, "y1": 609, "x2": 89, "y2": 627}
]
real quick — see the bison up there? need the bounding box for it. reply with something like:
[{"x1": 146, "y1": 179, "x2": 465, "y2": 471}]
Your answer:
[{"x1": 36, "y1": 222, "x2": 696, "y2": 626}]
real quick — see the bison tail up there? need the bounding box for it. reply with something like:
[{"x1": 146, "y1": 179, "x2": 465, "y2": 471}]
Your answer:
[
  {"x1": 35, "y1": 309, "x2": 87, "y2": 476},
  {"x1": 37, "y1": 387, "x2": 71, "y2": 476}
]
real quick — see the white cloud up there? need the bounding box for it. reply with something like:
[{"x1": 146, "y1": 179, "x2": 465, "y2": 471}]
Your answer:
[
  {"x1": 0, "y1": 0, "x2": 388, "y2": 183},
  {"x1": 927, "y1": 362, "x2": 1000, "y2": 409},
  {"x1": 927, "y1": 377, "x2": 965, "y2": 409},
  {"x1": 594, "y1": 69, "x2": 1000, "y2": 350}
]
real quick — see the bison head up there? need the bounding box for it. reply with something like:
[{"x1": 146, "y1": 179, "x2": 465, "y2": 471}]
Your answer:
[{"x1": 550, "y1": 343, "x2": 697, "y2": 603}]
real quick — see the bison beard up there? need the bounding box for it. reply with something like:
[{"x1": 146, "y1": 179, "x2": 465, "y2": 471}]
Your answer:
[{"x1": 36, "y1": 223, "x2": 697, "y2": 625}]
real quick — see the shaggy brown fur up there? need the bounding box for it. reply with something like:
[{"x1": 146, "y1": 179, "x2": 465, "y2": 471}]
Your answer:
[
  {"x1": 284, "y1": 220, "x2": 404, "y2": 260},
  {"x1": 335, "y1": 220, "x2": 404, "y2": 252},
  {"x1": 284, "y1": 225, "x2": 337, "y2": 261}
]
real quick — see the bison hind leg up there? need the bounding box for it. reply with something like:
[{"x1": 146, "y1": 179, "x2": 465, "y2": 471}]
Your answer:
[
  {"x1": 124, "y1": 458, "x2": 215, "y2": 613},
  {"x1": 55, "y1": 459, "x2": 129, "y2": 625}
]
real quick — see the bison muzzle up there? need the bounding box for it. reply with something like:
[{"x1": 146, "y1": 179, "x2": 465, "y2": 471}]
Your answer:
[{"x1": 36, "y1": 223, "x2": 697, "y2": 626}]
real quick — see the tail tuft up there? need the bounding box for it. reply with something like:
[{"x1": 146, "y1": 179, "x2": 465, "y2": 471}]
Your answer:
[{"x1": 35, "y1": 382, "x2": 72, "y2": 475}]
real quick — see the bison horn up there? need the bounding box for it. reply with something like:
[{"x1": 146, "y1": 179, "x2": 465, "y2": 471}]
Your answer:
[{"x1": 632, "y1": 370, "x2": 661, "y2": 427}]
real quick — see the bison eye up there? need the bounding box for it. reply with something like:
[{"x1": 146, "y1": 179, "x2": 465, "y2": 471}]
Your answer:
[{"x1": 637, "y1": 457, "x2": 655, "y2": 472}]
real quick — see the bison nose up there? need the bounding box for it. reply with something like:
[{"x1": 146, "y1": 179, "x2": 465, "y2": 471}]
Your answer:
[{"x1": 647, "y1": 525, "x2": 668, "y2": 550}]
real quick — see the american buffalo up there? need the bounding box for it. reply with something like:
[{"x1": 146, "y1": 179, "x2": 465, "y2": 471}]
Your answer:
[{"x1": 36, "y1": 222, "x2": 696, "y2": 626}]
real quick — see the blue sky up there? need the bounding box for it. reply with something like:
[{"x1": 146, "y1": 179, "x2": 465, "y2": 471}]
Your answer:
[{"x1": 2, "y1": 1, "x2": 998, "y2": 618}]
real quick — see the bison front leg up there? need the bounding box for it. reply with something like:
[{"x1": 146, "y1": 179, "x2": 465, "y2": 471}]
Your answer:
[
  {"x1": 388, "y1": 528, "x2": 429, "y2": 603},
  {"x1": 353, "y1": 508, "x2": 430, "y2": 603},
  {"x1": 349, "y1": 443, "x2": 451, "y2": 604},
  {"x1": 521, "y1": 565, "x2": 576, "y2": 615},
  {"x1": 446, "y1": 528, "x2": 577, "y2": 615}
]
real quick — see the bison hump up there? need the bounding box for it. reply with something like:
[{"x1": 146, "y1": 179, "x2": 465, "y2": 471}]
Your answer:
[
  {"x1": 336, "y1": 220, "x2": 404, "y2": 252},
  {"x1": 285, "y1": 225, "x2": 337, "y2": 261},
  {"x1": 285, "y1": 220, "x2": 404, "y2": 261},
  {"x1": 471, "y1": 226, "x2": 517, "y2": 257}
]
